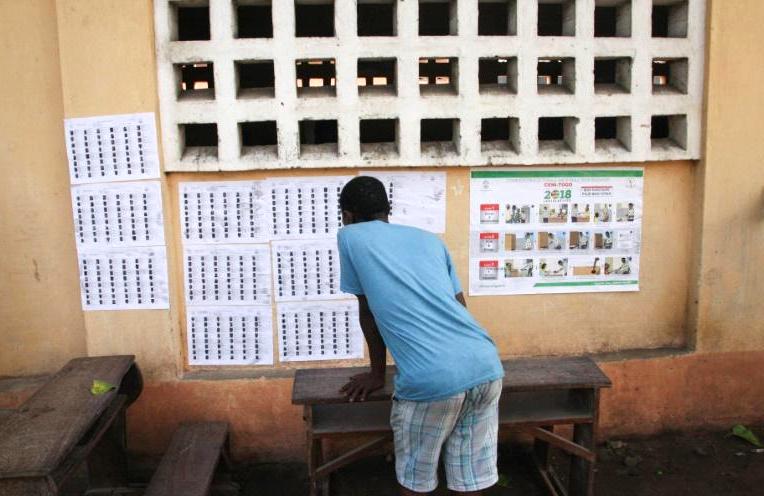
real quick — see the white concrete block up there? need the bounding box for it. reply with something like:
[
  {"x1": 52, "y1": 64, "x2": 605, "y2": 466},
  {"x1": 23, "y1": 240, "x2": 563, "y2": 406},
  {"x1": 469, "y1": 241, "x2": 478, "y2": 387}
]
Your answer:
[{"x1": 155, "y1": 0, "x2": 706, "y2": 171}]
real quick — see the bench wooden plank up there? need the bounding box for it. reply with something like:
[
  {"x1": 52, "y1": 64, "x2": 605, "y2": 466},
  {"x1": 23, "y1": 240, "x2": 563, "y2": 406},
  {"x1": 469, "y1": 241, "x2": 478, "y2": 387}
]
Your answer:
[
  {"x1": 0, "y1": 355, "x2": 135, "y2": 478},
  {"x1": 311, "y1": 390, "x2": 594, "y2": 436},
  {"x1": 0, "y1": 409, "x2": 13, "y2": 425},
  {"x1": 498, "y1": 390, "x2": 594, "y2": 426},
  {"x1": 48, "y1": 395, "x2": 127, "y2": 487},
  {"x1": 313, "y1": 402, "x2": 392, "y2": 436},
  {"x1": 292, "y1": 356, "x2": 611, "y2": 405},
  {"x1": 144, "y1": 422, "x2": 228, "y2": 496}
]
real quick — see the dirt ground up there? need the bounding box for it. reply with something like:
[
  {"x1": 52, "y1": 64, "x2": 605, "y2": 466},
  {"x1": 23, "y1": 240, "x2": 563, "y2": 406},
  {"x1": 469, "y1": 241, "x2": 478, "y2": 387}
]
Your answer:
[{"x1": 233, "y1": 426, "x2": 764, "y2": 496}]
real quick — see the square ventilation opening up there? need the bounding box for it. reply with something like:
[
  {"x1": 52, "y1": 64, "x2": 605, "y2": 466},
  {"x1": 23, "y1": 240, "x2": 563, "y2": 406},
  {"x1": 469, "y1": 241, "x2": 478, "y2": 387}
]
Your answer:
[
  {"x1": 240, "y1": 121, "x2": 278, "y2": 158},
  {"x1": 299, "y1": 120, "x2": 338, "y2": 156},
  {"x1": 295, "y1": 0, "x2": 335, "y2": 37},
  {"x1": 594, "y1": 0, "x2": 631, "y2": 37},
  {"x1": 479, "y1": 57, "x2": 518, "y2": 94},
  {"x1": 235, "y1": 1, "x2": 273, "y2": 39},
  {"x1": 595, "y1": 116, "x2": 631, "y2": 152},
  {"x1": 652, "y1": 1, "x2": 688, "y2": 38},
  {"x1": 652, "y1": 58, "x2": 688, "y2": 94},
  {"x1": 358, "y1": 0, "x2": 396, "y2": 36},
  {"x1": 538, "y1": 117, "x2": 577, "y2": 153},
  {"x1": 236, "y1": 60, "x2": 275, "y2": 98},
  {"x1": 360, "y1": 119, "x2": 399, "y2": 157},
  {"x1": 419, "y1": 58, "x2": 458, "y2": 95},
  {"x1": 651, "y1": 114, "x2": 687, "y2": 151},
  {"x1": 478, "y1": 1, "x2": 517, "y2": 36},
  {"x1": 421, "y1": 118, "x2": 459, "y2": 155},
  {"x1": 537, "y1": 58, "x2": 575, "y2": 95},
  {"x1": 181, "y1": 123, "x2": 218, "y2": 160},
  {"x1": 175, "y1": 62, "x2": 215, "y2": 100},
  {"x1": 594, "y1": 57, "x2": 632, "y2": 94},
  {"x1": 296, "y1": 59, "x2": 336, "y2": 97},
  {"x1": 538, "y1": 0, "x2": 576, "y2": 36},
  {"x1": 171, "y1": 1, "x2": 210, "y2": 41},
  {"x1": 419, "y1": 1, "x2": 458, "y2": 36},
  {"x1": 481, "y1": 117, "x2": 520, "y2": 153},
  {"x1": 358, "y1": 59, "x2": 397, "y2": 96}
]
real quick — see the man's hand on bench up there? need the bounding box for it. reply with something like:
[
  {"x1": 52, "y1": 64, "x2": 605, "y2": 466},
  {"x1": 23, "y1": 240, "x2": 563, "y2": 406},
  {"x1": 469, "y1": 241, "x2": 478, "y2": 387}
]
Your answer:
[{"x1": 340, "y1": 371, "x2": 385, "y2": 402}]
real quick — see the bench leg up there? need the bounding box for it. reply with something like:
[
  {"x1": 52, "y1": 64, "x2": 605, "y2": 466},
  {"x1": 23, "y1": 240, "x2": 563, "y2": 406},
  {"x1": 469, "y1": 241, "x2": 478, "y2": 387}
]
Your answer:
[
  {"x1": 532, "y1": 425, "x2": 566, "y2": 496},
  {"x1": 533, "y1": 425, "x2": 552, "y2": 471},
  {"x1": 87, "y1": 406, "x2": 128, "y2": 489},
  {"x1": 321, "y1": 439, "x2": 331, "y2": 496},
  {"x1": 306, "y1": 404, "x2": 321, "y2": 496},
  {"x1": 308, "y1": 436, "x2": 322, "y2": 496},
  {"x1": 568, "y1": 423, "x2": 594, "y2": 496}
]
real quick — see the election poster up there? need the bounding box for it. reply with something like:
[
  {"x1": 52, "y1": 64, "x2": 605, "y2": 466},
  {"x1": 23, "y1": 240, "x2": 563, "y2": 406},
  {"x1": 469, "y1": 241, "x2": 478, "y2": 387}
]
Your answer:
[{"x1": 469, "y1": 168, "x2": 644, "y2": 295}]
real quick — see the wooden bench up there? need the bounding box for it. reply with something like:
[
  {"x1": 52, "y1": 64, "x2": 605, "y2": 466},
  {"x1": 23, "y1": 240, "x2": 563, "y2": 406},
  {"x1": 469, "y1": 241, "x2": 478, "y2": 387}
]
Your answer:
[
  {"x1": 144, "y1": 422, "x2": 234, "y2": 496},
  {"x1": 0, "y1": 408, "x2": 13, "y2": 425},
  {"x1": 0, "y1": 355, "x2": 142, "y2": 495},
  {"x1": 293, "y1": 356, "x2": 611, "y2": 496}
]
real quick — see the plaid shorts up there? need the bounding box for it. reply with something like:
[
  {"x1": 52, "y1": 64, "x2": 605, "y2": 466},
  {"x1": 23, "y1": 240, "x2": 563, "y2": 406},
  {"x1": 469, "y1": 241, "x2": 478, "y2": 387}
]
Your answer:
[{"x1": 390, "y1": 379, "x2": 502, "y2": 493}]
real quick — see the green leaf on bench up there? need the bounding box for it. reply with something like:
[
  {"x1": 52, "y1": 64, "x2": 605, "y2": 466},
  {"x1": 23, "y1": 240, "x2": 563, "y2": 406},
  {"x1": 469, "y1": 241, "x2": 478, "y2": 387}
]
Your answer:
[
  {"x1": 90, "y1": 379, "x2": 116, "y2": 396},
  {"x1": 732, "y1": 424, "x2": 763, "y2": 448}
]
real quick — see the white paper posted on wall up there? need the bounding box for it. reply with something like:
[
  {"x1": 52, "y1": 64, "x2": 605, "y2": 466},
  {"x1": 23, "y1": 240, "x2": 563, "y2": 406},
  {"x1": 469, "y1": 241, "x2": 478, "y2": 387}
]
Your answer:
[
  {"x1": 177, "y1": 174, "x2": 450, "y2": 367},
  {"x1": 469, "y1": 168, "x2": 644, "y2": 296},
  {"x1": 77, "y1": 246, "x2": 169, "y2": 310},
  {"x1": 187, "y1": 306, "x2": 274, "y2": 365},
  {"x1": 65, "y1": 113, "x2": 160, "y2": 184},
  {"x1": 184, "y1": 245, "x2": 272, "y2": 306},
  {"x1": 180, "y1": 181, "x2": 270, "y2": 244},
  {"x1": 71, "y1": 181, "x2": 165, "y2": 247},
  {"x1": 271, "y1": 239, "x2": 347, "y2": 302},
  {"x1": 267, "y1": 177, "x2": 350, "y2": 240},
  {"x1": 277, "y1": 301, "x2": 363, "y2": 362},
  {"x1": 361, "y1": 171, "x2": 447, "y2": 233}
]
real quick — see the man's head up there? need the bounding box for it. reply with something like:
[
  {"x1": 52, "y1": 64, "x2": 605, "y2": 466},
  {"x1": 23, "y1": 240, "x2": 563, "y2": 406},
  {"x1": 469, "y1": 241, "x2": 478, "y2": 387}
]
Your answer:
[{"x1": 339, "y1": 176, "x2": 391, "y2": 225}]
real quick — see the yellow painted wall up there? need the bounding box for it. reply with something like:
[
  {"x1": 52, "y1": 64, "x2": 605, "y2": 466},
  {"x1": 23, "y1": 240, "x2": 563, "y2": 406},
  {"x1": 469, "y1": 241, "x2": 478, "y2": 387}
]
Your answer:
[
  {"x1": 1, "y1": 0, "x2": 763, "y2": 458},
  {"x1": 0, "y1": 0, "x2": 87, "y2": 376},
  {"x1": 691, "y1": 0, "x2": 764, "y2": 352},
  {"x1": 54, "y1": 0, "x2": 181, "y2": 380}
]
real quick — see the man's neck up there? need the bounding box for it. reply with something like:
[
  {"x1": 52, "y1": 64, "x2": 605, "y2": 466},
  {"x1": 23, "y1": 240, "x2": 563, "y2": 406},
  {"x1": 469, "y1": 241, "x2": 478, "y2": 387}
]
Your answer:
[{"x1": 357, "y1": 214, "x2": 389, "y2": 223}]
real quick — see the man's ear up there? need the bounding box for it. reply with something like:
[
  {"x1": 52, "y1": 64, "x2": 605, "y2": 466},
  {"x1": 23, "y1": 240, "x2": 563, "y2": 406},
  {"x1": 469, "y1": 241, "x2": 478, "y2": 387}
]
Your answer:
[{"x1": 342, "y1": 210, "x2": 354, "y2": 226}]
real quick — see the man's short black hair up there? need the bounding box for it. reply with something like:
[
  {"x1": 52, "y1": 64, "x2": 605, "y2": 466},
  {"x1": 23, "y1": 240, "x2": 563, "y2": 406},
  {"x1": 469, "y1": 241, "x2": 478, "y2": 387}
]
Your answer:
[{"x1": 340, "y1": 176, "x2": 390, "y2": 220}]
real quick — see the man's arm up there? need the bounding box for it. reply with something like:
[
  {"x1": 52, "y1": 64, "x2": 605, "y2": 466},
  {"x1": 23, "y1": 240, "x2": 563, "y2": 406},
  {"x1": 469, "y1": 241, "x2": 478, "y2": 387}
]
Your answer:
[{"x1": 340, "y1": 295, "x2": 386, "y2": 402}]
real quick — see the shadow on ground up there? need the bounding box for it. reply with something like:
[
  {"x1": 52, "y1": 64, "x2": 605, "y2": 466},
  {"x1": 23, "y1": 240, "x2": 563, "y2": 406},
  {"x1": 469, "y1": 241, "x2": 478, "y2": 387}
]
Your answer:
[
  {"x1": 235, "y1": 447, "x2": 541, "y2": 496},
  {"x1": 87, "y1": 426, "x2": 763, "y2": 495},
  {"x1": 230, "y1": 427, "x2": 764, "y2": 496}
]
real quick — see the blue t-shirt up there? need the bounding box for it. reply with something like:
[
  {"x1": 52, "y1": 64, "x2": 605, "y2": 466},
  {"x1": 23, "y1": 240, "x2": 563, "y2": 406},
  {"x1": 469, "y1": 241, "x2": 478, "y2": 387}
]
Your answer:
[{"x1": 338, "y1": 221, "x2": 504, "y2": 402}]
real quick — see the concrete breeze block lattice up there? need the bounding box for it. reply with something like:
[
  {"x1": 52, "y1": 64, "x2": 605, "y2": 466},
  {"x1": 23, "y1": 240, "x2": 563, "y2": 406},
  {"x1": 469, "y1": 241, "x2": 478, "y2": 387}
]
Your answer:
[{"x1": 154, "y1": 0, "x2": 705, "y2": 171}]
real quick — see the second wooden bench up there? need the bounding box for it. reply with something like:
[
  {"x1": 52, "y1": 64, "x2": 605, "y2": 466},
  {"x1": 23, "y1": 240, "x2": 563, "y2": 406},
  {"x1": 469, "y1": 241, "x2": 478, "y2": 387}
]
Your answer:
[
  {"x1": 293, "y1": 356, "x2": 612, "y2": 496},
  {"x1": 144, "y1": 421, "x2": 235, "y2": 496}
]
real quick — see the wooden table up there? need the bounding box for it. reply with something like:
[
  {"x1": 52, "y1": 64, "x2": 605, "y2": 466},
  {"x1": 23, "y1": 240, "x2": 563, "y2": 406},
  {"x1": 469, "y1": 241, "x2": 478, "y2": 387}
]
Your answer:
[
  {"x1": 293, "y1": 356, "x2": 611, "y2": 496},
  {"x1": 0, "y1": 355, "x2": 142, "y2": 495}
]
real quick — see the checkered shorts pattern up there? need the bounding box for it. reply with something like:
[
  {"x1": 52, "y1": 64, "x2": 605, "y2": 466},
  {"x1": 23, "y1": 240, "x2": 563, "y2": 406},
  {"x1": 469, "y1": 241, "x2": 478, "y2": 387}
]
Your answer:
[{"x1": 390, "y1": 379, "x2": 502, "y2": 492}]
